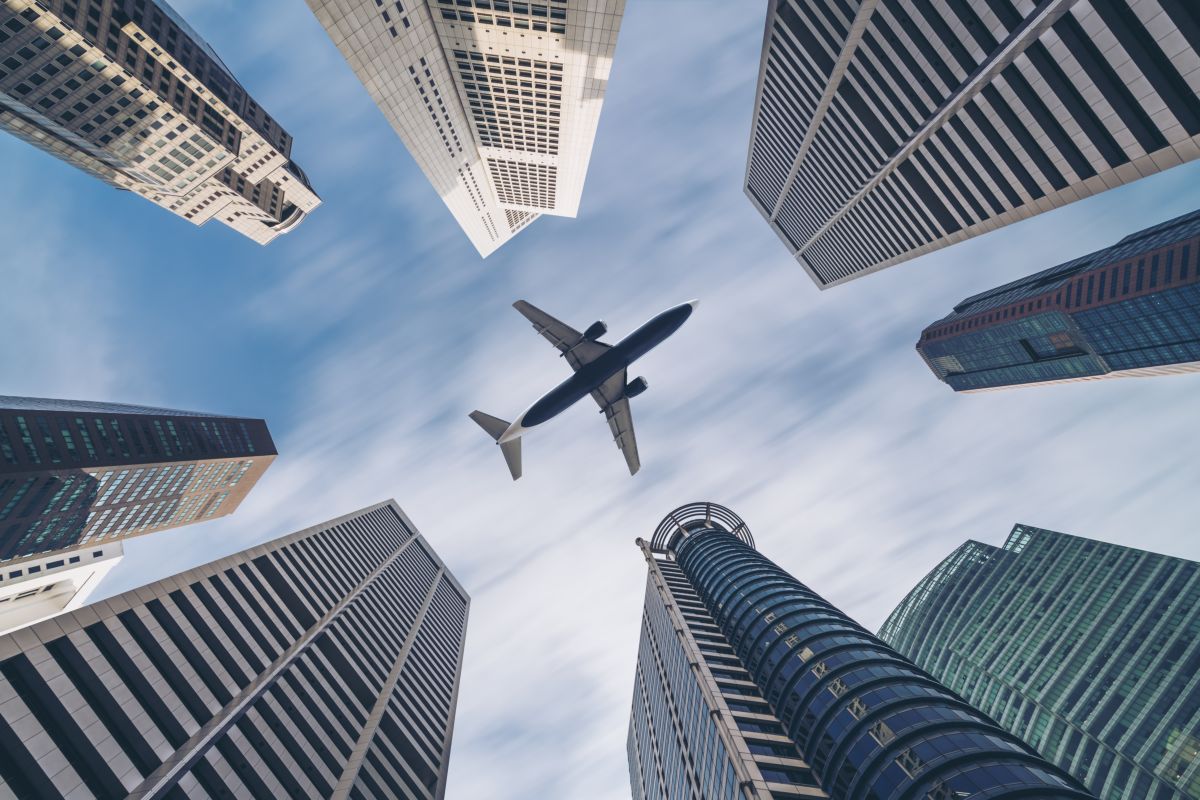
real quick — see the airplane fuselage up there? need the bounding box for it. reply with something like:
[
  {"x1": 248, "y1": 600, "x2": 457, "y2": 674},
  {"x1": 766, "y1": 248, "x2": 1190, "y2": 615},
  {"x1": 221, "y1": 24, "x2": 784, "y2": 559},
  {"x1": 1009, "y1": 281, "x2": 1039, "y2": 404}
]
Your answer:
[{"x1": 498, "y1": 301, "x2": 696, "y2": 442}]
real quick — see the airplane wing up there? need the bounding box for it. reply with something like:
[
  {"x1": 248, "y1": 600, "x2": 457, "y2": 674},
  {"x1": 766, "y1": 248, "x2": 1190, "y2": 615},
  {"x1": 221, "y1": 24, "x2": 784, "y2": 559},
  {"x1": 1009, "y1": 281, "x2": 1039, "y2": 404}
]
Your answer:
[
  {"x1": 592, "y1": 372, "x2": 640, "y2": 476},
  {"x1": 513, "y1": 300, "x2": 610, "y2": 373}
]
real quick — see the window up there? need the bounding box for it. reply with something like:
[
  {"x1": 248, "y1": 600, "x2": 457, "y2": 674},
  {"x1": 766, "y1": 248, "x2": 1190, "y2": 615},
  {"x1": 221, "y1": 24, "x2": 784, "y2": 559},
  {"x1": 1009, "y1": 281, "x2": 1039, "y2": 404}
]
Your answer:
[
  {"x1": 869, "y1": 720, "x2": 896, "y2": 746},
  {"x1": 847, "y1": 697, "x2": 868, "y2": 719},
  {"x1": 895, "y1": 748, "x2": 925, "y2": 778}
]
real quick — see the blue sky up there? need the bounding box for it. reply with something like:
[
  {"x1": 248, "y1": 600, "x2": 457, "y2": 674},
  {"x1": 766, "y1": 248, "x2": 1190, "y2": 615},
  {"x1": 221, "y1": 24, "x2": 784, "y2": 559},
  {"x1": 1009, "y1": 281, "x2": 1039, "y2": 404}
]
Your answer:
[{"x1": 3, "y1": 2, "x2": 1200, "y2": 797}]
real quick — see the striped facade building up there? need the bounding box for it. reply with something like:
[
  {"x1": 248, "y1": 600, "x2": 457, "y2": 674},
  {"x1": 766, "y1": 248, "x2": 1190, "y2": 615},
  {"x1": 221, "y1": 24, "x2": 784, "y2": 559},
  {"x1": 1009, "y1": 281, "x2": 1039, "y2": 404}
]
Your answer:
[
  {"x1": 0, "y1": 500, "x2": 470, "y2": 799},
  {"x1": 745, "y1": 0, "x2": 1200, "y2": 288},
  {"x1": 881, "y1": 525, "x2": 1200, "y2": 800},
  {"x1": 0, "y1": 0, "x2": 320, "y2": 244},
  {"x1": 306, "y1": 0, "x2": 624, "y2": 256},
  {"x1": 0, "y1": 396, "x2": 275, "y2": 562},
  {"x1": 917, "y1": 208, "x2": 1200, "y2": 391},
  {"x1": 627, "y1": 503, "x2": 1094, "y2": 800}
]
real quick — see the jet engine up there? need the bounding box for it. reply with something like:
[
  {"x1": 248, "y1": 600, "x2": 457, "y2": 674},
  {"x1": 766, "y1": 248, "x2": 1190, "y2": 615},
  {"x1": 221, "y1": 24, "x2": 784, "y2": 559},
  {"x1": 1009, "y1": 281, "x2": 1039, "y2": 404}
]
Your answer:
[
  {"x1": 625, "y1": 376, "x2": 649, "y2": 398},
  {"x1": 584, "y1": 320, "x2": 608, "y2": 341}
]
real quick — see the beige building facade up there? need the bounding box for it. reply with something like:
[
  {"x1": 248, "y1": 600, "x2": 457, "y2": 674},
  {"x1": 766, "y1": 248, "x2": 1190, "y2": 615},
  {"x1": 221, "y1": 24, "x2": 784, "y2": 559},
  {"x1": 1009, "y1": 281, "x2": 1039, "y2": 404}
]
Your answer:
[
  {"x1": 307, "y1": 0, "x2": 624, "y2": 256},
  {"x1": 0, "y1": 0, "x2": 320, "y2": 244}
]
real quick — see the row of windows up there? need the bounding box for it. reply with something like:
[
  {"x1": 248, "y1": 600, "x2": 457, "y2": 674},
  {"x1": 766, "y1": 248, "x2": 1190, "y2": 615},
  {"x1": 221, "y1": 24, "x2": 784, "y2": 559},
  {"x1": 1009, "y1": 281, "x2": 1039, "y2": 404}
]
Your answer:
[
  {"x1": 926, "y1": 238, "x2": 1198, "y2": 341},
  {"x1": 0, "y1": 411, "x2": 263, "y2": 468}
]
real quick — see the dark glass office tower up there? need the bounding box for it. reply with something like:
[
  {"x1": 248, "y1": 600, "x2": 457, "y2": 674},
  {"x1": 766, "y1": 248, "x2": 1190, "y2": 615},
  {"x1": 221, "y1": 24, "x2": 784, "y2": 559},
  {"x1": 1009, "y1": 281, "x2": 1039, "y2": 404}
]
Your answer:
[
  {"x1": 0, "y1": 500, "x2": 469, "y2": 799},
  {"x1": 627, "y1": 502, "x2": 1094, "y2": 800},
  {"x1": 917, "y1": 210, "x2": 1200, "y2": 391},
  {"x1": 0, "y1": 396, "x2": 275, "y2": 561},
  {"x1": 745, "y1": 0, "x2": 1200, "y2": 288},
  {"x1": 881, "y1": 525, "x2": 1200, "y2": 800}
]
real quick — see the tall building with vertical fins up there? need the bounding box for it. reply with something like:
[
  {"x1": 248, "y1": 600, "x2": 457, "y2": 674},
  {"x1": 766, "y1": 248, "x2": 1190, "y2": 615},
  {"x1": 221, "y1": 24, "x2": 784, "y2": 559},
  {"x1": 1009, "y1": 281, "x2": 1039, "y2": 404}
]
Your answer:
[
  {"x1": 0, "y1": 0, "x2": 320, "y2": 244},
  {"x1": 0, "y1": 500, "x2": 470, "y2": 799},
  {"x1": 628, "y1": 503, "x2": 1096, "y2": 800},
  {"x1": 881, "y1": 525, "x2": 1200, "y2": 800},
  {"x1": 306, "y1": 0, "x2": 624, "y2": 257},
  {"x1": 744, "y1": 0, "x2": 1200, "y2": 288},
  {"x1": 0, "y1": 396, "x2": 276, "y2": 562},
  {"x1": 918, "y1": 209, "x2": 1200, "y2": 391}
]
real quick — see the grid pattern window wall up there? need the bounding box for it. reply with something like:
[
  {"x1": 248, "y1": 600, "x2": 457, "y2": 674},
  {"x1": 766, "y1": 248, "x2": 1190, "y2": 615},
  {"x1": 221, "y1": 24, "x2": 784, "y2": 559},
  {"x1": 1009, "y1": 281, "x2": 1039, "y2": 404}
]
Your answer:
[
  {"x1": 746, "y1": 0, "x2": 1200, "y2": 287},
  {"x1": 452, "y1": 48, "x2": 562, "y2": 155},
  {"x1": 0, "y1": 501, "x2": 469, "y2": 800},
  {"x1": 672, "y1": 526, "x2": 1095, "y2": 799},
  {"x1": 880, "y1": 526, "x2": 1200, "y2": 800}
]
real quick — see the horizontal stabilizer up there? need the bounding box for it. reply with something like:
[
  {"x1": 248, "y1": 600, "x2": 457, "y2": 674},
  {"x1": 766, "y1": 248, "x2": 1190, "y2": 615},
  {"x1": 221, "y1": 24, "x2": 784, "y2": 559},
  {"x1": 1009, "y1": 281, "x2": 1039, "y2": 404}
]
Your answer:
[{"x1": 469, "y1": 410, "x2": 510, "y2": 441}]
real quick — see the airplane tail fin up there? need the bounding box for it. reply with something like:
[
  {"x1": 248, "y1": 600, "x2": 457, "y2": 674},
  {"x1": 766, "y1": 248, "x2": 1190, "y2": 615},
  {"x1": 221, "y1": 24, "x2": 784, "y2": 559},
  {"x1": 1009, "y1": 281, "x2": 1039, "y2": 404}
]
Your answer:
[{"x1": 469, "y1": 411, "x2": 522, "y2": 481}]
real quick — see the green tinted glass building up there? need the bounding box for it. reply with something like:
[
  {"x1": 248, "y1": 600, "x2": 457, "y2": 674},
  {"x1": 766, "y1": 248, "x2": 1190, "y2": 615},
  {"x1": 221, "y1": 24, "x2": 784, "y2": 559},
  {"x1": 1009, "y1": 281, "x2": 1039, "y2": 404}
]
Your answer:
[{"x1": 880, "y1": 526, "x2": 1200, "y2": 800}]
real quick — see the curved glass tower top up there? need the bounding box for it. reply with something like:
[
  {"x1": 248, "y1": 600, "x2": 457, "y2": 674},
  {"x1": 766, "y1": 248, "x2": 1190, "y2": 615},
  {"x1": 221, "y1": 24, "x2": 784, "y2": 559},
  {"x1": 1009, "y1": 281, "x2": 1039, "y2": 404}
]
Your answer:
[{"x1": 649, "y1": 502, "x2": 1095, "y2": 800}]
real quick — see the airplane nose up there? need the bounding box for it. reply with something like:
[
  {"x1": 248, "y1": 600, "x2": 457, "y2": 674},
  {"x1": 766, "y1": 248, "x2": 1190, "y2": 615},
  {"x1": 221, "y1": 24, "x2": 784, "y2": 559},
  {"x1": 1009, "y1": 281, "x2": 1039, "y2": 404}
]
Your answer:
[{"x1": 687, "y1": 299, "x2": 700, "y2": 310}]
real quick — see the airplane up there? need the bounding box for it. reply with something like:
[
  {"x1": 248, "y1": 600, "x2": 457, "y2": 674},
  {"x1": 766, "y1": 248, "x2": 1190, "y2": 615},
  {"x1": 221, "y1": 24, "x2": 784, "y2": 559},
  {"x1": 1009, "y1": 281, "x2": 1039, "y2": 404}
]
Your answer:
[{"x1": 469, "y1": 299, "x2": 699, "y2": 480}]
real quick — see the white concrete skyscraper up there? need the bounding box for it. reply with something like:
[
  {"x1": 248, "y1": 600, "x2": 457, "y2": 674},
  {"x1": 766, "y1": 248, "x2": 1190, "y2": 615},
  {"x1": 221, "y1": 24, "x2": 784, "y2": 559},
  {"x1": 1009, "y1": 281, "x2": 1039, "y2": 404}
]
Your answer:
[
  {"x1": 0, "y1": 0, "x2": 321, "y2": 244},
  {"x1": 307, "y1": 0, "x2": 624, "y2": 257}
]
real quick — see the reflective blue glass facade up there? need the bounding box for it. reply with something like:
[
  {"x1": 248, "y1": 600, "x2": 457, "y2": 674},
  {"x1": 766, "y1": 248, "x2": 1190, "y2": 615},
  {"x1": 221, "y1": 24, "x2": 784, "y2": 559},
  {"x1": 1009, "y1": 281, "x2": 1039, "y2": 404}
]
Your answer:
[
  {"x1": 662, "y1": 504, "x2": 1094, "y2": 800},
  {"x1": 881, "y1": 526, "x2": 1200, "y2": 800},
  {"x1": 918, "y1": 210, "x2": 1200, "y2": 391},
  {"x1": 628, "y1": 504, "x2": 825, "y2": 799}
]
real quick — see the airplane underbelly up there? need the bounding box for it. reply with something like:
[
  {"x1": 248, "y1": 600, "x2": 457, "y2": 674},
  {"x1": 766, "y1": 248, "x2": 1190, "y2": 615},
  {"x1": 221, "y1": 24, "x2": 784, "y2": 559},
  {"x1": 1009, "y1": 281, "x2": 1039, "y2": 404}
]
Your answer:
[{"x1": 521, "y1": 376, "x2": 596, "y2": 427}]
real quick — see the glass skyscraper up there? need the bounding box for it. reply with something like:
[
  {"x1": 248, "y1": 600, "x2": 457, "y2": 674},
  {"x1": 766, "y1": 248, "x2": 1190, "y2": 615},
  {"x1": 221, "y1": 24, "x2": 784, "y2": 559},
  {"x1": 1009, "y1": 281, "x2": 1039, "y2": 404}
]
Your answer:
[
  {"x1": 881, "y1": 525, "x2": 1200, "y2": 800},
  {"x1": 627, "y1": 502, "x2": 1094, "y2": 800},
  {"x1": 0, "y1": 500, "x2": 470, "y2": 799},
  {"x1": 918, "y1": 210, "x2": 1200, "y2": 391},
  {"x1": 0, "y1": 396, "x2": 275, "y2": 561}
]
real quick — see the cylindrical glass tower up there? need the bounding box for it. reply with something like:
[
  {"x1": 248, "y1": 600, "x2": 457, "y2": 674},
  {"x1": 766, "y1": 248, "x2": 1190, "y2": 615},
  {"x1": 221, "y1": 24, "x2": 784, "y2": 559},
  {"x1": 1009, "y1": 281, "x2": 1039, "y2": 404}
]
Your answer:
[{"x1": 657, "y1": 502, "x2": 1095, "y2": 800}]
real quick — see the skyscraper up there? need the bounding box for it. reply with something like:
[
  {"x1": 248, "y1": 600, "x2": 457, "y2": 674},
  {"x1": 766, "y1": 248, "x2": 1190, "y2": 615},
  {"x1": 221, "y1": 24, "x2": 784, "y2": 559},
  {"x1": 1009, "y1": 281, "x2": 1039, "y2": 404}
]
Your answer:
[
  {"x1": 880, "y1": 525, "x2": 1200, "y2": 800},
  {"x1": 0, "y1": 500, "x2": 470, "y2": 799},
  {"x1": 306, "y1": 0, "x2": 624, "y2": 257},
  {"x1": 0, "y1": 0, "x2": 320, "y2": 244},
  {"x1": 627, "y1": 502, "x2": 1094, "y2": 800},
  {"x1": 0, "y1": 396, "x2": 276, "y2": 562},
  {"x1": 918, "y1": 209, "x2": 1200, "y2": 391},
  {"x1": 745, "y1": 1, "x2": 1200, "y2": 288}
]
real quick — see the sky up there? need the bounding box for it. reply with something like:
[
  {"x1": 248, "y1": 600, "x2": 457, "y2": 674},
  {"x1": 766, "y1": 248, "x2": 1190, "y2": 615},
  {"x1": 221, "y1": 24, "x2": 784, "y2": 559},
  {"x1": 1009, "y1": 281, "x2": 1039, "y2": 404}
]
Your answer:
[{"x1": 2, "y1": 2, "x2": 1200, "y2": 798}]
